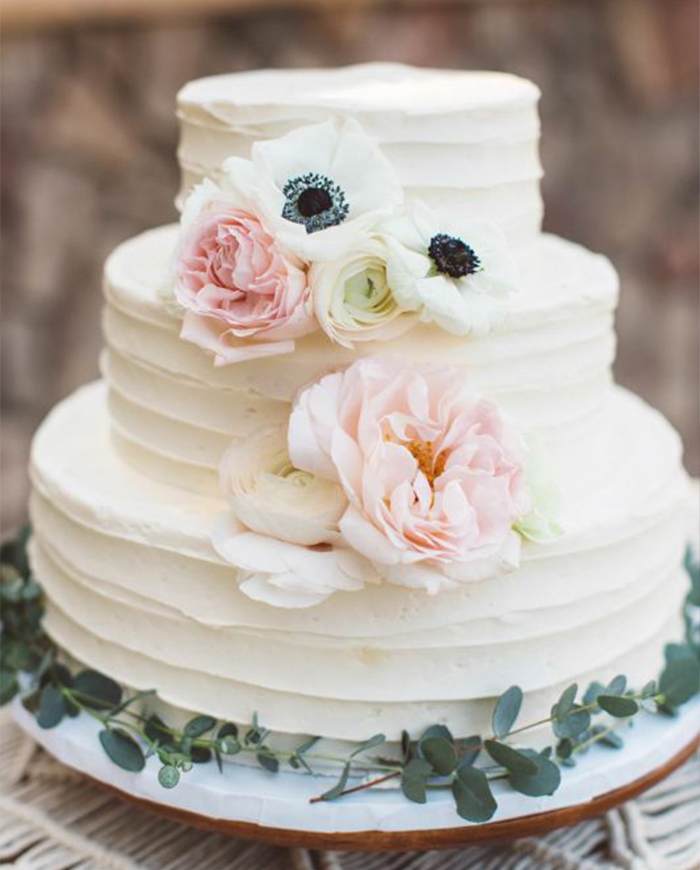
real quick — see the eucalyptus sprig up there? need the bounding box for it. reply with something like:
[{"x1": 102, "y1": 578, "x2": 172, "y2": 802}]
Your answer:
[{"x1": 2, "y1": 527, "x2": 698, "y2": 823}]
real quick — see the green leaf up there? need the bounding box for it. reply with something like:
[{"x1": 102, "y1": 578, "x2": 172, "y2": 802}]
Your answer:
[
  {"x1": 218, "y1": 735, "x2": 240, "y2": 755},
  {"x1": 597, "y1": 695, "x2": 639, "y2": 718},
  {"x1": 257, "y1": 750, "x2": 279, "y2": 773},
  {"x1": 144, "y1": 714, "x2": 171, "y2": 745},
  {"x1": 37, "y1": 685, "x2": 65, "y2": 729},
  {"x1": 641, "y1": 680, "x2": 657, "y2": 699},
  {"x1": 492, "y1": 686, "x2": 523, "y2": 739},
  {"x1": 553, "y1": 683, "x2": 578, "y2": 720},
  {"x1": 484, "y1": 740, "x2": 538, "y2": 776},
  {"x1": 184, "y1": 715, "x2": 217, "y2": 738},
  {"x1": 294, "y1": 735, "x2": 320, "y2": 756},
  {"x1": 583, "y1": 681, "x2": 605, "y2": 706},
  {"x1": 190, "y1": 746, "x2": 212, "y2": 764},
  {"x1": 556, "y1": 738, "x2": 573, "y2": 760},
  {"x1": 99, "y1": 728, "x2": 145, "y2": 772},
  {"x1": 319, "y1": 762, "x2": 351, "y2": 801},
  {"x1": 73, "y1": 670, "x2": 122, "y2": 710},
  {"x1": 350, "y1": 733, "x2": 385, "y2": 758},
  {"x1": 217, "y1": 722, "x2": 238, "y2": 740},
  {"x1": 605, "y1": 675, "x2": 627, "y2": 697},
  {"x1": 456, "y1": 735, "x2": 482, "y2": 767},
  {"x1": 158, "y1": 765, "x2": 180, "y2": 788},
  {"x1": 659, "y1": 653, "x2": 700, "y2": 707},
  {"x1": 0, "y1": 670, "x2": 19, "y2": 706},
  {"x1": 418, "y1": 724, "x2": 453, "y2": 743},
  {"x1": 591, "y1": 726, "x2": 624, "y2": 749},
  {"x1": 554, "y1": 706, "x2": 591, "y2": 740},
  {"x1": 451, "y1": 763, "x2": 497, "y2": 822},
  {"x1": 419, "y1": 735, "x2": 457, "y2": 776},
  {"x1": 508, "y1": 751, "x2": 561, "y2": 797},
  {"x1": 684, "y1": 547, "x2": 700, "y2": 605},
  {"x1": 400, "y1": 757, "x2": 432, "y2": 804}
]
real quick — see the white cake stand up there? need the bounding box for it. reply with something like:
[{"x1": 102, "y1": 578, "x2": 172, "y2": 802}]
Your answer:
[{"x1": 11, "y1": 697, "x2": 700, "y2": 851}]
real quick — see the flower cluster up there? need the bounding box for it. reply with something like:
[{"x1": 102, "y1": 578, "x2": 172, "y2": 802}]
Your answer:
[
  {"x1": 174, "y1": 119, "x2": 518, "y2": 363},
  {"x1": 214, "y1": 357, "x2": 545, "y2": 606},
  {"x1": 172, "y1": 118, "x2": 554, "y2": 605}
]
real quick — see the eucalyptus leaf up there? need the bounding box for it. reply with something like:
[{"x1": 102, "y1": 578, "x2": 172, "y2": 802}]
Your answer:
[
  {"x1": 294, "y1": 735, "x2": 320, "y2": 756},
  {"x1": 484, "y1": 740, "x2": 538, "y2": 776},
  {"x1": 219, "y1": 737, "x2": 240, "y2": 755},
  {"x1": 659, "y1": 653, "x2": 700, "y2": 707},
  {"x1": 583, "y1": 681, "x2": 605, "y2": 706},
  {"x1": 553, "y1": 684, "x2": 578, "y2": 720},
  {"x1": 184, "y1": 715, "x2": 217, "y2": 738},
  {"x1": 319, "y1": 762, "x2": 351, "y2": 801},
  {"x1": 419, "y1": 735, "x2": 457, "y2": 776},
  {"x1": 605, "y1": 675, "x2": 627, "y2": 697},
  {"x1": 418, "y1": 724, "x2": 453, "y2": 744},
  {"x1": 591, "y1": 727, "x2": 624, "y2": 749},
  {"x1": 158, "y1": 765, "x2": 180, "y2": 788},
  {"x1": 508, "y1": 750, "x2": 561, "y2": 797},
  {"x1": 217, "y1": 722, "x2": 238, "y2": 740},
  {"x1": 99, "y1": 728, "x2": 145, "y2": 772},
  {"x1": 554, "y1": 706, "x2": 591, "y2": 740},
  {"x1": 190, "y1": 746, "x2": 212, "y2": 764},
  {"x1": 597, "y1": 695, "x2": 639, "y2": 717},
  {"x1": 456, "y1": 735, "x2": 482, "y2": 767},
  {"x1": 37, "y1": 685, "x2": 65, "y2": 729},
  {"x1": 350, "y1": 733, "x2": 385, "y2": 758},
  {"x1": 451, "y1": 762, "x2": 497, "y2": 822},
  {"x1": 400, "y1": 758, "x2": 432, "y2": 804},
  {"x1": 144, "y1": 714, "x2": 171, "y2": 745},
  {"x1": 492, "y1": 686, "x2": 523, "y2": 739},
  {"x1": 256, "y1": 750, "x2": 279, "y2": 773},
  {"x1": 73, "y1": 670, "x2": 122, "y2": 710}
]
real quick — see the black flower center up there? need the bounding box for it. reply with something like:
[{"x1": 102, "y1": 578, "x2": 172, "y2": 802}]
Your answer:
[
  {"x1": 282, "y1": 172, "x2": 350, "y2": 234},
  {"x1": 428, "y1": 233, "x2": 481, "y2": 279},
  {"x1": 296, "y1": 187, "x2": 333, "y2": 218}
]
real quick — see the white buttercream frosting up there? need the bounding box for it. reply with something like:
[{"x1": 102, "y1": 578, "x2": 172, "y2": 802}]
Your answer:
[
  {"x1": 24, "y1": 62, "x2": 694, "y2": 755},
  {"x1": 176, "y1": 64, "x2": 543, "y2": 248},
  {"x1": 101, "y1": 223, "x2": 618, "y2": 496},
  {"x1": 28, "y1": 382, "x2": 690, "y2": 739}
]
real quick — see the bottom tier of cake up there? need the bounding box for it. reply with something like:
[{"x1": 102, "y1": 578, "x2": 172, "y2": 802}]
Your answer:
[{"x1": 28, "y1": 381, "x2": 692, "y2": 745}]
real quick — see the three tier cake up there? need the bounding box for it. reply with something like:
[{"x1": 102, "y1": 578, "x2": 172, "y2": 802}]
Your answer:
[{"x1": 27, "y1": 64, "x2": 691, "y2": 756}]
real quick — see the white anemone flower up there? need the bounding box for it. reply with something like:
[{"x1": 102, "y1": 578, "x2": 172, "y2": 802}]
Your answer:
[
  {"x1": 212, "y1": 514, "x2": 377, "y2": 609},
  {"x1": 310, "y1": 231, "x2": 419, "y2": 348},
  {"x1": 384, "y1": 202, "x2": 519, "y2": 337},
  {"x1": 219, "y1": 427, "x2": 347, "y2": 546},
  {"x1": 221, "y1": 118, "x2": 403, "y2": 261}
]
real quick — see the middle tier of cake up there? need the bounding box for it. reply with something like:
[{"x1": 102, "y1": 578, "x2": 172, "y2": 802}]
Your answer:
[{"x1": 101, "y1": 223, "x2": 620, "y2": 497}]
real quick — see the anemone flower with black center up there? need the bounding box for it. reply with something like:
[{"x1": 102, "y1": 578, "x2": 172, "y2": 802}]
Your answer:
[
  {"x1": 383, "y1": 202, "x2": 519, "y2": 337},
  {"x1": 222, "y1": 118, "x2": 403, "y2": 261},
  {"x1": 281, "y1": 172, "x2": 350, "y2": 234}
]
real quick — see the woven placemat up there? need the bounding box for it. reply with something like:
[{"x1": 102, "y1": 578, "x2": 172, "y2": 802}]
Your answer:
[{"x1": 1, "y1": 710, "x2": 698, "y2": 870}]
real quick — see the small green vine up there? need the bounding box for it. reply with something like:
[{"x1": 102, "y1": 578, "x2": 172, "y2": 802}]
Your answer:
[{"x1": 1, "y1": 526, "x2": 698, "y2": 822}]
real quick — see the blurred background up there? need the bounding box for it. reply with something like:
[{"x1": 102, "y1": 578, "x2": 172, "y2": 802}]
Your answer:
[{"x1": 1, "y1": 0, "x2": 698, "y2": 535}]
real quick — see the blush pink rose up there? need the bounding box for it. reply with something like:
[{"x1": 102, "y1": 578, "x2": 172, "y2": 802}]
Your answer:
[
  {"x1": 175, "y1": 202, "x2": 315, "y2": 364},
  {"x1": 288, "y1": 358, "x2": 530, "y2": 588}
]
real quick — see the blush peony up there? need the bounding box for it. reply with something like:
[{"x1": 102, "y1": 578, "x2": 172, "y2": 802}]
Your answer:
[
  {"x1": 288, "y1": 358, "x2": 530, "y2": 592},
  {"x1": 175, "y1": 176, "x2": 315, "y2": 365}
]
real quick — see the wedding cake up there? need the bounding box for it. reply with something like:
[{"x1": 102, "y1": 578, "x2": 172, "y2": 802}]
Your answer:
[{"x1": 28, "y1": 64, "x2": 690, "y2": 755}]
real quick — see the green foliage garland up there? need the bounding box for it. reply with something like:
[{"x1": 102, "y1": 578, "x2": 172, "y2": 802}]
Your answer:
[{"x1": 1, "y1": 526, "x2": 698, "y2": 822}]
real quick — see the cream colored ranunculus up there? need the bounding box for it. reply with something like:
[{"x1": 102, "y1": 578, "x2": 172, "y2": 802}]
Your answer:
[
  {"x1": 219, "y1": 426, "x2": 347, "y2": 546},
  {"x1": 310, "y1": 232, "x2": 419, "y2": 348}
]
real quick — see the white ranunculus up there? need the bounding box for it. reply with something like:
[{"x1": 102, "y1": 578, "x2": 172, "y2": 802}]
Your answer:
[
  {"x1": 384, "y1": 202, "x2": 519, "y2": 337},
  {"x1": 310, "y1": 231, "x2": 420, "y2": 348},
  {"x1": 212, "y1": 514, "x2": 377, "y2": 608},
  {"x1": 221, "y1": 119, "x2": 403, "y2": 261},
  {"x1": 219, "y1": 427, "x2": 347, "y2": 546}
]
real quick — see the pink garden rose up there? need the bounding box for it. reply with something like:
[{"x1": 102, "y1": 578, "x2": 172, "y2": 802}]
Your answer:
[
  {"x1": 175, "y1": 201, "x2": 315, "y2": 364},
  {"x1": 288, "y1": 358, "x2": 530, "y2": 590}
]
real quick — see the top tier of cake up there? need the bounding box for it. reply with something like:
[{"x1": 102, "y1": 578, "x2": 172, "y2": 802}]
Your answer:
[{"x1": 177, "y1": 63, "x2": 543, "y2": 248}]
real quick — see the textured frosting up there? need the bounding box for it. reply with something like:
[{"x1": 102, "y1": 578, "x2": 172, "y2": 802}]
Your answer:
[
  {"x1": 102, "y1": 223, "x2": 618, "y2": 496},
  {"x1": 25, "y1": 62, "x2": 694, "y2": 754},
  {"x1": 176, "y1": 64, "x2": 543, "y2": 248},
  {"x1": 29, "y1": 382, "x2": 690, "y2": 739}
]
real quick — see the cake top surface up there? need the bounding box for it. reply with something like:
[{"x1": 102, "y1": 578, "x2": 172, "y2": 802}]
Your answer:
[{"x1": 177, "y1": 62, "x2": 540, "y2": 116}]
